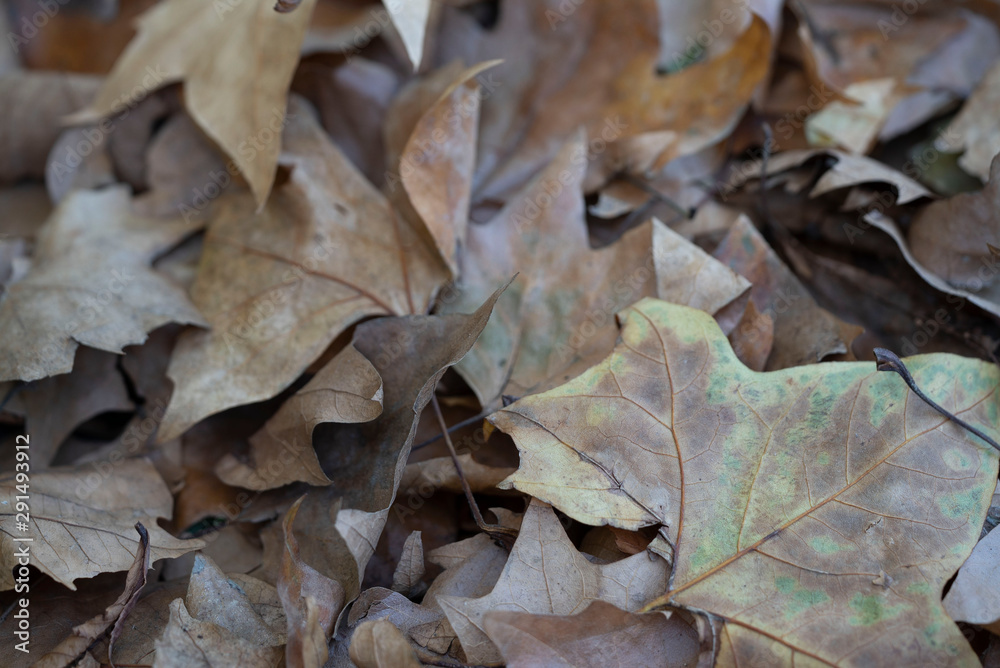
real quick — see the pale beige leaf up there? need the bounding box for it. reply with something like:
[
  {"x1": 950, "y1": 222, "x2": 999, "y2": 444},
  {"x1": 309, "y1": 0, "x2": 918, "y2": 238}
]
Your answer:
[
  {"x1": 0, "y1": 186, "x2": 204, "y2": 382},
  {"x1": 384, "y1": 0, "x2": 432, "y2": 70},
  {"x1": 153, "y1": 599, "x2": 283, "y2": 668},
  {"x1": 0, "y1": 459, "x2": 202, "y2": 590},
  {"x1": 940, "y1": 60, "x2": 1000, "y2": 181},
  {"x1": 157, "y1": 99, "x2": 448, "y2": 441},
  {"x1": 653, "y1": 220, "x2": 750, "y2": 315},
  {"x1": 73, "y1": 0, "x2": 317, "y2": 207},
  {"x1": 349, "y1": 619, "x2": 422, "y2": 668},
  {"x1": 391, "y1": 530, "x2": 424, "y2": 597},
  {"x1": 944, "y1": 526, "x2": 1000, "y2": 633},
  {"x1": 438, "y1": 500, "x2": 670, "y2": 665}
]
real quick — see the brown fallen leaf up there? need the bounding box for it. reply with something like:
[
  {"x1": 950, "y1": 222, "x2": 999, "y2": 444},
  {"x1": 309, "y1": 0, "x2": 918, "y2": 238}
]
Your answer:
[
  {"x1": 0, "y1": 71, "x2": 100, "y2": 184},
  {"x1": 216, "y1": 343, "x2": 383, "y2": 490},
  {"x1": 34, "y1": 522, "x2": 152, "y2": 668},
  {"x1": 713, "y1": 215, "x2": 857, "y2": 369},
  {"x1": 0, "y1": 185, "x2": 204, "y2": 382},
  {"x1": 279, "y1": 496, "x2": 344, "y2": 668},
  {"x1": 908, "y1": 154, "x2": 1000, "y2": 307},
  {"x1": 0, "y1": 458, "x2": 203, "y2": 590},
  {"x1": 483, "y1": 599, "x2": 701, "y2": 668},
  {"x1": 436, "y1": 0, "x2": 769, "y2": 202},
  {"x1": 386, "y1": 60, "x2": 499, "y2": 277},
  {"x1": 185, "y1": 555, "x2": 286, "y2": 647},
  {"x1": 944, "y1": 525, "x2": 1000, "y2": 634},
  {"x1": 438, "y1": 500, "x2": 671, "y2": 665},
  {"x1": 153, "y1": 598, "x2": 283, "y2": 668},
  {"x1": 349, "y1": 618, "x2": 423, "y2": 668},
  {"x1": 16, "y1": 346, "x2": 132, "y2": 468},
  {"x1": 157, "y1": 98, "x2": 448, "y2": 441},
  {"x1": 390, "y1": 530, "x2": 425, "y2": 598},
  {"x1": 728, "y1": 298, "x2": 775, "y2": 372},
  {"x1": 939, "y1": 60, "x2": 1000, "y2": 181},
  {"x1": 72, "y1": 0, "x2": 318, "y2": 207},
  {"x1": 276, "y1": 284, "x2": 506, "y2": 621},
  {"x1": 492, "y1": 298, "x2": 999, "y2": 664},
  {"x1": 441, "y1": 134, "x2": 747, "y2": 408}
]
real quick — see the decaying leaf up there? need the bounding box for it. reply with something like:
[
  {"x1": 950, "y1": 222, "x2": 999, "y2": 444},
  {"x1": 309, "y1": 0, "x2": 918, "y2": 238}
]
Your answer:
[
  {"x1": 34, "y1": 522, "x2": 151, "y2": 668},
  {"x1": 483, "y1": 599, "x2": 701, "y2": 668},
  {"x1": 0, "y1": 186, "x2": 204, "y2": 382},
  {"x1": 0, "y1": 458, "x2": 202, "y2": 590},
  {"x1": 493, "y1": 298, "x2": 999, "y2": 664},
  {"x1": 157, "y1": 98, "x2": 448, "y2": 441},
  {"x1": 277, "y1": 284, "x2": 507, "y2": 620},
  {"x1": 73, "y1": 0, "x2": 318, "y2": 207},
  {"x1": 383, "y1": 0, "x2": 432, "y2": 70},
  {"x1": 944, "y1": 525, "x2": 1000, "y2": 634},
  {"x1": 442, "y1": 134, "x2": 747, "y2": 408},
  {"x1": 439, "y1": 500, "x2": 671, "y2": 665},
  {"x1": 153, "y1": 598, "x2": 283, "y2": 668},
  {"x1": 278, "y1": 497, "x2": 344, "y2": 668}
]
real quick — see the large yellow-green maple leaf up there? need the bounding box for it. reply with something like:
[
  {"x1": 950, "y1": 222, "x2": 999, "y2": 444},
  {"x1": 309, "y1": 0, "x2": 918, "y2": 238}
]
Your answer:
[{"x1": 492, "y1": 298, "x2": 1000, "y2": 666}]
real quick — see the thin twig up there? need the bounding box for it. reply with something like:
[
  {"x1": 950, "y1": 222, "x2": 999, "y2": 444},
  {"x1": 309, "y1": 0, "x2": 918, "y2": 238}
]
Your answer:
[
  {"x1": 412, "y1": 409, "x2": 492, "y2": 452},
  {"x1": 430, "y1": 395, "x2": 518, "y2": 549},
  {"x1": 873, "y1": 348, "x2": 1000, "y2": 453}
]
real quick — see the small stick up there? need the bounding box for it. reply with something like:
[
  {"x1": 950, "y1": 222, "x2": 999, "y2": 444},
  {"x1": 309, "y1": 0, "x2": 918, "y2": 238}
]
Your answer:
[
  {"x1": 873, "y1": 348, "x2": 1000, "y2": 453},
  {"x1": 430, "y1": 395, "x2": 518, "y2": 549}
]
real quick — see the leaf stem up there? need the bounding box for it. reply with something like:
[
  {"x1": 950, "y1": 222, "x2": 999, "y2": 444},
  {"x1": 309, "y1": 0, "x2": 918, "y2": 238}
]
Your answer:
[
  {"x1": 430, "y1": 395, "x2": 518, "y2": 549},
  {"x1": 873, "y1": 348, "x2": 1000, "y2": 453}
]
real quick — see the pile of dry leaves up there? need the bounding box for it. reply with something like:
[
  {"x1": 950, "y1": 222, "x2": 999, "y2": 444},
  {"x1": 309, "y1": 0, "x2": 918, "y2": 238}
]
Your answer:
[{"x1": 3, "y1": 0, "x2": 1000, "y2": 666}]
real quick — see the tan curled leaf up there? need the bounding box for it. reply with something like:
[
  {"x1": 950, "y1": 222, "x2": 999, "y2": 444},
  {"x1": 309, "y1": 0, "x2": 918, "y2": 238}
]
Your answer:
[
  {"x1": 34, "y1": 523, "x2": 152, "y2": 668},
  {"x1": 72, "y1": 0, "x2": 317, "y2": 207},
  {"x1": 279, "y1": 497, "x2": 344, "y2": 668},
  {"x1": 0, "y1": 186, "x2": 204, "y2": 382},
  {"x1": 216, "y1": 344, "x2": 383, "y2": 489},
  {"x1": 492, "y1": 298, "x2": 1000, "y2": 665},
  {"x1": 275, "y1": 284, "x2": 507, "y2": 625},
  {"x1": 387, "y1": 60, "x2": 500, "y2": 276},
  {"x1": 0, "y1": 459, "x2": 202, "y2": 590},
  {"x1": 438, "y1": 500, "x2": 670, "y2": 665},
  {"x1": 158, "y1": 99, "x2": 448, "y2": 441},
  {"x1": 483, "y1": 600, "x2": 701, "y2": 668}
]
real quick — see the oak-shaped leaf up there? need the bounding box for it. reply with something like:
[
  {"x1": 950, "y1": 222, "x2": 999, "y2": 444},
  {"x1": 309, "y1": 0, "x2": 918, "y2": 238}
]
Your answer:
[
  {"x1": 438, "y1": 500, "x2": 672, "y2": 665},
  {"x1": 0, "y1": 458, "x2": 203, "y2": 590},
  {"x1": 492, "y1": 299, "x2": 1000, "y2": 665},
  {"x1": 0, "y1": 186, "x2": 204, "y2": 382},
  {"x1": 72, "y1": 0, "x2": 317, "y2": 207}
]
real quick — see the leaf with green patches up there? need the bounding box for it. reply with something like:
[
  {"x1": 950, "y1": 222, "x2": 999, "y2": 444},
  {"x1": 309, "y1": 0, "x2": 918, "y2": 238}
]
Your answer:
[{"x1": 491, "y1": 298, "x2": 1000, "y2": 666}]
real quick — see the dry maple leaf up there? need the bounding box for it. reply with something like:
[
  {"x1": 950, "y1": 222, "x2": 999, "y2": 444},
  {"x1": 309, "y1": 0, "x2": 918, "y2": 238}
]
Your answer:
[
  {"x1": 157, "y1": 99, "x2": 448, "y2": 441},
  {"x1": 0, "y1": 185, "x2": 204, "y2": 382},
  {"x1": 0, "y1": 458, "x2": 202, "y2": 590},
  {"x1": 440, "y1": 133, "x2": 747, "y2": 408},
  {"x1": 438, "y1": 500, "x2": 673, "y2": 665},
  {"x1": 492, "y1": 299, "x2": 1000, "y2": 665},
  {"x1": 71, "y1": 0, "x2": 318, "y2": 207}
]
